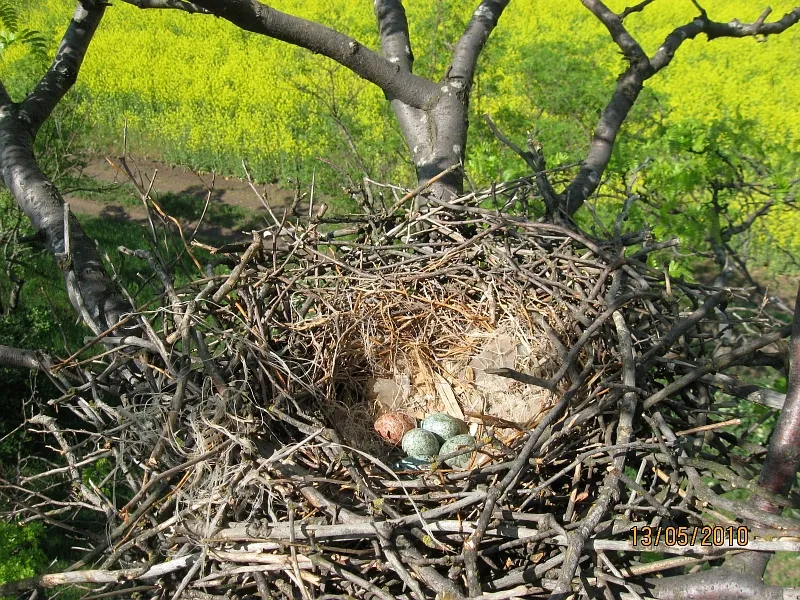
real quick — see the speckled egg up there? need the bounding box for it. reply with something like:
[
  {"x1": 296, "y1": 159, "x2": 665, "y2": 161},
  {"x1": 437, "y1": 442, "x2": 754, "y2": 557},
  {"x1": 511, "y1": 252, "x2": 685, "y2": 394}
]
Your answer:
[
  {"x1": 374, "y1": 412, "x2": 416, "y2": 445},
  {"x1": 439, "y1": 434, "x2": 476, "y2": 469},
  {"x1": 421, "y1": 413, "x2": 467, "y2": 443},
  {"x1": 401, "y1": 429, "x2": 441, "y2": 460}
]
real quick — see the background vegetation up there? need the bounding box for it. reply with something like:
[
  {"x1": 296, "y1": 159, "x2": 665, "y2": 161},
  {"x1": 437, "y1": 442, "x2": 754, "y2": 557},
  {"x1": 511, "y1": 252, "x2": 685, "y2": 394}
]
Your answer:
[
  {"x1": 4, "y1": 1, "x2": 798, "y2": 179},
  {"x1": 3, "y1": 0, "x2": 798, "y2": 274}
]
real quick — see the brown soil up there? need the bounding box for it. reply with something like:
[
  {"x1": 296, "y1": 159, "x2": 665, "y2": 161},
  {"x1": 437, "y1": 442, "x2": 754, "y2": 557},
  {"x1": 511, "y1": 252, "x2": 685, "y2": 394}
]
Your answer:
[{"x1": 66, "y1": 154, "x2": 295, "y2": 242}]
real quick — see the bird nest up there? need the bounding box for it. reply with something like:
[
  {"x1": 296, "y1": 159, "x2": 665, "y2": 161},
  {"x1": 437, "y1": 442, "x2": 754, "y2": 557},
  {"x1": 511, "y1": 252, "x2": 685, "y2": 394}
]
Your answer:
[{"x1": 2, "y1": 178, "x2": 797, "y2": 600}]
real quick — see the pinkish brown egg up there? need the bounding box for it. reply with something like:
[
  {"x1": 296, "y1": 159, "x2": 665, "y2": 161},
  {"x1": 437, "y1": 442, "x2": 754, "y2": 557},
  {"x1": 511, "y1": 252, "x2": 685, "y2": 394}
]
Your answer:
[{"x1": 374, "y1": 412, "x2": 416, "y2": 444}]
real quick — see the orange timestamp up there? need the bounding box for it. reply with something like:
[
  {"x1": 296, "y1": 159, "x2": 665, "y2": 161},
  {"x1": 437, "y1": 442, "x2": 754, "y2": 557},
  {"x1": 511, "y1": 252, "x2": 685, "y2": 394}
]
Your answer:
[{"x1": 631, "y1": 525, "x2": 749, "y2": 547}]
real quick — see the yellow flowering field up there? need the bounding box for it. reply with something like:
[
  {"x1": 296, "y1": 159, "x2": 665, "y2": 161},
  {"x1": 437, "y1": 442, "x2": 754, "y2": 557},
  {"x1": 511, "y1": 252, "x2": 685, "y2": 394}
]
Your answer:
[
  {"x1": 6, "y1": 1, "x2": 800, "y2": 266},
  {"x1": 10, "y1": 1, "x2": 798, "y2": 182}
]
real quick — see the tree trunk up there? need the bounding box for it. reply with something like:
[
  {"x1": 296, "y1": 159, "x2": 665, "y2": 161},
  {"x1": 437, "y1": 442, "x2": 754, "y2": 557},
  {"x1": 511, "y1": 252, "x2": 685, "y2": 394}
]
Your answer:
[{"x1": 392, "y1": 83, "x2": 468, "y2": 203}]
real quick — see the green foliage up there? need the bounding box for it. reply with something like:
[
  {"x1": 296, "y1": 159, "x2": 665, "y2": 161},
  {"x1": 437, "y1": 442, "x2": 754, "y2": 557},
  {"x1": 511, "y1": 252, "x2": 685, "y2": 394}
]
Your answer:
[
  {"x1": 622, "y1": 116, "x2": 799, "y2": 274},
  {"x1": 0, "y1": 0, "x2": 47, "y2": 63},
  {"x1": 0, "y1": 521, "x2": 47, "y2": 587}
]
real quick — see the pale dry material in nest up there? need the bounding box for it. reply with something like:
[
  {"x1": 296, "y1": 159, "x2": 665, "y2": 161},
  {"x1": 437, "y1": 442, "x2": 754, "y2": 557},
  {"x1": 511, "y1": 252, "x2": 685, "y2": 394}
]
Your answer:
[
  {"x1": 1, "y1": 177, "x2": 797, "y2": 600},
  {"x1": 300, "y1": 274, "x2": 562, "y2": 453}
]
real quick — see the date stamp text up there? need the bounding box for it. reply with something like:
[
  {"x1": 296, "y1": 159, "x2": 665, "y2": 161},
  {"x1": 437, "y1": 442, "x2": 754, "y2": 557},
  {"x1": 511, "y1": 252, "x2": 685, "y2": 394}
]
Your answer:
[{"x1": 631, "y1": 526, "x2": 749, "y2": 547}]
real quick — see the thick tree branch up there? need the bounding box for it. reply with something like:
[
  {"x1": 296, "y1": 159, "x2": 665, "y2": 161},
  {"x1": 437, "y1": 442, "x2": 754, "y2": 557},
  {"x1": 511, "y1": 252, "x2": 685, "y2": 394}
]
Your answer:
[
  {"x1": 374, "y1": 0, "x2": 413, "y2": 72},
  {"x1": 0, "y1": 4, "x2": 134, "y2": 334},
  {"x1": 373, "y1": 0, "x2": 429, "y2": 178},
  {"x1": 180, "y1": 0, "x2": 439, "y2": 109},
  {"x1": 561, "y1": 3, "x2": 800, "y2": 216},
  {"x1": 0, "y1": 344, "x2": 44, "y2": 371},
  {"x1": 0, "y1": 122, "x2": 133, "y2": 333},
  {"x1": 650, "y1": 567, "x2": 790, "y2": 600},
  {"x1": 119, "y1": 0, "x2": 208, "y2": 12},
  {"x1": 21, "y1": 2, "x2": 105, "y2": 136},
  {"x1": 582, "y1": 0, "x2": 649, "y2": 63},
  {"x1": 450, "y1": 0, "x2": 510, "y2": 85},
  {"x1": 561, "y1": 0, "x2": 652, "y2": 216}
]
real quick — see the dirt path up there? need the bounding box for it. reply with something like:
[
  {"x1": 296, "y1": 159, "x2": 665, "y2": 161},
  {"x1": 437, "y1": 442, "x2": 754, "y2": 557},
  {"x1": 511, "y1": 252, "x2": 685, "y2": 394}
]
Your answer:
[{"x1": 66, "y1": 154, "x2": 295, "y2": 242}]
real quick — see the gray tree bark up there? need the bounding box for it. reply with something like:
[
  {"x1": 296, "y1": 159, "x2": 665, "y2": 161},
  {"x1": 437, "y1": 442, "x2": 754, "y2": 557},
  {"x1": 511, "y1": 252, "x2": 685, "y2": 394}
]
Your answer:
[{"x1": 0, "y1": 1, "x2": 133, "y2": 334}]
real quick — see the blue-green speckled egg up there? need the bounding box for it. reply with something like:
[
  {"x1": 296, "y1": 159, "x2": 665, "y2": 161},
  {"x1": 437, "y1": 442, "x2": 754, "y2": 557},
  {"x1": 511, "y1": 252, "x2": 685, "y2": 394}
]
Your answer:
[
  {"x1": 401, "y1": 428, "x2": 440, "y2": 460},
  {"x1": 421, "y1": 413, "x2": 467, "y2": 443},
  {"x1": 439, "y1": 434, "x2": 476, "y2": 469}
]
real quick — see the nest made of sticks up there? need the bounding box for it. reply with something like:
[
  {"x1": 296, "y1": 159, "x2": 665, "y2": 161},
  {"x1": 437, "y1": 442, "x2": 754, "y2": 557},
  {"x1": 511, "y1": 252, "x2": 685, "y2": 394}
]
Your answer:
[{"x1": 2, "y1": 178, "x2": 797, "y2": 600}]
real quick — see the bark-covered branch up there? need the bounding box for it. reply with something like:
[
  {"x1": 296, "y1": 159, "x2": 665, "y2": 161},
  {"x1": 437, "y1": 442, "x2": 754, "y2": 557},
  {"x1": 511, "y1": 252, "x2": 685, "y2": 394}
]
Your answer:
[
  {"x1": 0, "y1": 129, "x2": 132, "y2": 333},
  {"x1": 20, "y1": 2, "x2": 105, "y2": 136},
  {"x1": 650, "y1": 568, "x2": 792, "y2": 600},
  {"x1": 373, "y1": 0, "x2": 428, "y2": 177},
  {"x1": 176, "y1": 0, "x2": 439, "y2": 109},
  {"x1": 450, "y1": 0, "x2": 510, "y2": 85},
  {"x1": 119, "y1": 0, "x2": 208, "y2": 12},
  {"x1": 704, "y1": 6, "x2": 800, "y2": 39},
  {"x1": 0, "y1": 344, "x2": 44, "y2": 371},
  {"x1": 0, "y1": 3, "x2": 134, "y2": 334},
  {"x1": 0, "y1": 555, "x2": 198, "y2": 594},
  {"x1": 374, "y1": 0, "x2": 413, "y2": 72},
  {"x1": 561, "y1": 0, "x2": 653, "y2": 216},
  {"x1": 755, "y1": 283, "x2": 800, "y2": 504},
  {"x1": 618, "y1": 0, "x2": 656, "y2": 21},
  {"x1": 561, "y1": 2, "x2": 800, "y2": 216}
]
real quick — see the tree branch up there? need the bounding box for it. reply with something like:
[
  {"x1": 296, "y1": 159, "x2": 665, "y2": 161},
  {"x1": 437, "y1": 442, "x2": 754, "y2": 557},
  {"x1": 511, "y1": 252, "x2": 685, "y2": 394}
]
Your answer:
[
  {"x1": 561, "y1": 0, "x2": 652, "y2": 216},
  {"x1": 582, "y1": 0, "x2": 649, "y2": 63},
  {"x1": 450, "y1": 0, "x2": 510, "y2": 85},
  {"x1": 705, "y1": 7, "x2": 800, "y2": 40},
  {"x1": 183, "y1": 0, "x2": 439, "y2": 109},
  {"x1": 720, "y1": 199, "x2": 774, "y2": 242},
  {"x1": 0, "y1": 555, "x2": 198, "y2": 594},
  {"x1": 21, "y1": 2, "x2": 106, "y2": 136},
  {"x1": 642, "y1": 324, "x2": 792, "y2": 410},
  {"x1": 561, "y1": 2, "x2": 800, "y2": 216},
  {"x1": 0, "y1": 3, "x2": 134, "y2": 334},
  {"x1": 650, "y1": 7, "x2": 800, "y2": 73},
  {"x1": 373, "y1": 0, "x2": 429, "y2": 169},
  {"x1": 118, "y1": 0, "x2": 209, "y2": 12},
  {"x1": 0, "y1": 125, "x2": 133, "y2": 333},
  {"x1": 618, "y1": 0, "x2": 657, "y2": 21},
  {"x1": 756, "y1": 283, "x2": 800, "y2": 505},
  {"x1": 0, "y1": 344, "x2": 44, "y2": 371},
  {"x1": 649, "y1": 567, "x2": 790, "y2": 600},
  {"x1": 374, "y1": 0, "x2": 413, "y2": 72}
]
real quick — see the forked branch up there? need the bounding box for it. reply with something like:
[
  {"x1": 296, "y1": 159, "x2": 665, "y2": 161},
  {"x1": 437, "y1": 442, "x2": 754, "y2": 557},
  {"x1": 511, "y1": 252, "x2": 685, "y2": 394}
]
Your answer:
[{"x1": 561, "y1": 2, "x2": 800, "y2": 216}]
